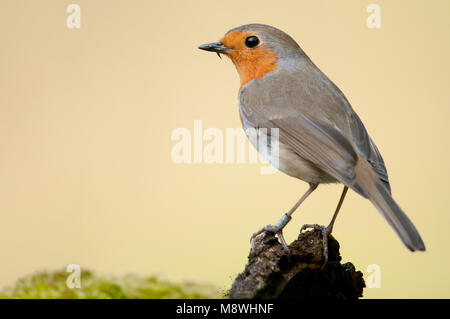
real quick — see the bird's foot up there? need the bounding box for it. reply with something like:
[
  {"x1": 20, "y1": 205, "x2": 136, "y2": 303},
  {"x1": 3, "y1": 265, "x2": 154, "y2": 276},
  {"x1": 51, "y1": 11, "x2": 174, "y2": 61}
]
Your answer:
[
  {"x1": 250, "y1": 214, "x2": 292, "y2": 252},
  {"x1": 300, "y1": 224, "x2": 333, "y2": 269}
]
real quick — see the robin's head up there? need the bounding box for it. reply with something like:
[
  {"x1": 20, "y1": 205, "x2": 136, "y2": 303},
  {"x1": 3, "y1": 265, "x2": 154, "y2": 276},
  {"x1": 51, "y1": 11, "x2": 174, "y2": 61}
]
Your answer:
[{"x1": 199, "y1": 24, "x2": 304, "y2": 87}]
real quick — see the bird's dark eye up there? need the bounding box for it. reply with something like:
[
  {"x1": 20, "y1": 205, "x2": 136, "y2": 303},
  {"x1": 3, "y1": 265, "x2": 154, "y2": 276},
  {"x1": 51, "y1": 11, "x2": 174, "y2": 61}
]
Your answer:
[{"x1": 244, "y1": 36, "x2": 260, "y2": 48}]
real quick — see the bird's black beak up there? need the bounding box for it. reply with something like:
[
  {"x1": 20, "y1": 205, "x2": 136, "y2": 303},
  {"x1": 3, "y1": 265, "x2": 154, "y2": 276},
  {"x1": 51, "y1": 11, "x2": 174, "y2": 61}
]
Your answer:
[{"x1": 198, "y1": 42, "x2": 230, "y2": 58}]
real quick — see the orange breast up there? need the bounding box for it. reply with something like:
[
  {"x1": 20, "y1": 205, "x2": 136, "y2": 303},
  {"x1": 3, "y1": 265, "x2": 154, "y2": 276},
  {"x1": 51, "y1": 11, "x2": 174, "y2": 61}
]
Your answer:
[{"x1": 220, "y1": 31, "x2": 278, "y2": 88}]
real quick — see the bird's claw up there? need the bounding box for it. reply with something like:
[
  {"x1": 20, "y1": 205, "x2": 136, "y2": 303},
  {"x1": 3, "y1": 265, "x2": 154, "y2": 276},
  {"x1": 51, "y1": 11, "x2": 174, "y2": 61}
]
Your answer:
[
  {"x1": 300, "y1": 224, "x2": 332, "y2": 269},
  {"x1": 250, "y1": 214, "x2": 292, "y2": 252}
]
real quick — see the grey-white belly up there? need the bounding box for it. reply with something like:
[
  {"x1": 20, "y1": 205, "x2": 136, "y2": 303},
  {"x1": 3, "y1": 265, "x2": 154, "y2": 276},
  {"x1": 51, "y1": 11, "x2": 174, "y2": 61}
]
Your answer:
[{"x1": 240, "y1": 108, "x2": 337, "y2": 184}]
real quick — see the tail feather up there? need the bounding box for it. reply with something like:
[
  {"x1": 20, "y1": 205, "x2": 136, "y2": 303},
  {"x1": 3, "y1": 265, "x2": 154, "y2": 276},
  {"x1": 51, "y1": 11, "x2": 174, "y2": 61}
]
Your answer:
[{"x1": 354, "y1": 159, "x2": 425, "y2": 251}]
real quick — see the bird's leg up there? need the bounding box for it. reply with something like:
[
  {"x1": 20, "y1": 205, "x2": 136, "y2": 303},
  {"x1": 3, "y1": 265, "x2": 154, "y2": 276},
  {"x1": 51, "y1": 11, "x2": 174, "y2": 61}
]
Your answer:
[
  {"x1": 251, "y1": 183, "x2": 318, "y2": 251},
  {"x1": 300, "y1": 186, "x2": 348, "y2": 268}
]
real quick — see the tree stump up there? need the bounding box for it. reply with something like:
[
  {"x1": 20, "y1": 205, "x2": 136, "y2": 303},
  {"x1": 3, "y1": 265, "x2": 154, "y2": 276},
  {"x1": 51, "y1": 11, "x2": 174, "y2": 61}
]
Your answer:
[{"x1": 229, "y1": 228, "x2": 365, "y2": 299}]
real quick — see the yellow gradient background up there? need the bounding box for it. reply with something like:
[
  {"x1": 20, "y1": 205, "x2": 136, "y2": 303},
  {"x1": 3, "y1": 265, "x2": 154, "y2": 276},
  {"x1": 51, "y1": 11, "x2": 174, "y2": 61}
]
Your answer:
[{"x1": 0, "y1": 0, "x2": 449, "y2": 298}]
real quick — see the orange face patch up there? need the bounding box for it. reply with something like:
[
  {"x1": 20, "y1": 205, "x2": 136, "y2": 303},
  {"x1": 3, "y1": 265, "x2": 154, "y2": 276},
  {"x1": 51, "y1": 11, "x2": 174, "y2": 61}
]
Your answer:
[{"x1": 220, "y1": 31, "x2": 278, "y2": 88}]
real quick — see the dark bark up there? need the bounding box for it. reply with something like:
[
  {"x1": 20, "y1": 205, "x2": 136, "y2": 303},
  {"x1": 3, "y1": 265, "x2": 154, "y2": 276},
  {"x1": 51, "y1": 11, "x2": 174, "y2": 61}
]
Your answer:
[{"x1": 229, "y1": 228, "x2": 365, "y2": 299}]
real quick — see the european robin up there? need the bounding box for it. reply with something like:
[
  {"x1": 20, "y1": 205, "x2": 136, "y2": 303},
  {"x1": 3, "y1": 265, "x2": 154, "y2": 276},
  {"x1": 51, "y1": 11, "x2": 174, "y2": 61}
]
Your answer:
[{"x1": 199, "y1": 24, "x2": 425, "y2": 264}]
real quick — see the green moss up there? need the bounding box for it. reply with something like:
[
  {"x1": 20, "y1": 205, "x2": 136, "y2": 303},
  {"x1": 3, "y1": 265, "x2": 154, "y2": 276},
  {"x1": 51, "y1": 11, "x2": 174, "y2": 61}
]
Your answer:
[{"x1": 0, "y1": 269, "x2": 222, "y2": 299}]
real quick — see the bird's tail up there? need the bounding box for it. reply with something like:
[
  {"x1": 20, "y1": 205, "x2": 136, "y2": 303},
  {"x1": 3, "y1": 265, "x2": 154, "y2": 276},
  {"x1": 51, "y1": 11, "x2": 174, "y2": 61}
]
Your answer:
[{"x1": 354, "y1": 159, "x2": 425, "y2": 251}]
